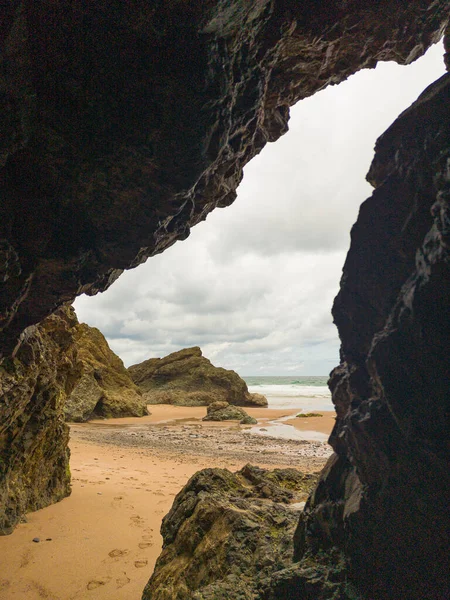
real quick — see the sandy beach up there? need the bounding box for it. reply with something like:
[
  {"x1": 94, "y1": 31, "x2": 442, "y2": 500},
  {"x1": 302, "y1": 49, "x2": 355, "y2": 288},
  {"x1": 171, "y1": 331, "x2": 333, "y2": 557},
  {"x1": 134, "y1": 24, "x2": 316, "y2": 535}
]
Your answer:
[{"x1": 0, "y1": 406, "x2": 334, "y2": 600}]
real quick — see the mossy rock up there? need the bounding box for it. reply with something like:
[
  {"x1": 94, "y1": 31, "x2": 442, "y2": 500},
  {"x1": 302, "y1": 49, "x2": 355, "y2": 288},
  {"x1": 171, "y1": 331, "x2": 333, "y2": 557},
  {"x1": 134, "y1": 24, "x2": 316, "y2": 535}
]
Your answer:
[
  {"x1": 64, "y1": 321, "x2": 148, "y2": 422},
  {"x1": 296, "y1": 412, "x2": 323, "y2": 418},
  {"x1": 128, "y1": 347, "x2": 268, "y2": 408}
]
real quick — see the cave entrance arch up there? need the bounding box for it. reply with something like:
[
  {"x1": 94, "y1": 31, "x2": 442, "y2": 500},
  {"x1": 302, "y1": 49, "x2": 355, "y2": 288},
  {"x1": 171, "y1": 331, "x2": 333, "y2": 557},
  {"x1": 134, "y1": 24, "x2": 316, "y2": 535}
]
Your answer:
[{"x1": 1, "y1": 4, "x2": 449, "y2": 598}]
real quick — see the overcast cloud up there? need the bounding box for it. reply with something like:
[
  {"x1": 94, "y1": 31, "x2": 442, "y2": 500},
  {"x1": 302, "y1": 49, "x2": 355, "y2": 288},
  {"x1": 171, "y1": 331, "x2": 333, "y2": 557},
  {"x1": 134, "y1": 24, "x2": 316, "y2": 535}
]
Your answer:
[{"x1": 74, "y1": 42, "x2": 445, "y2": 375}]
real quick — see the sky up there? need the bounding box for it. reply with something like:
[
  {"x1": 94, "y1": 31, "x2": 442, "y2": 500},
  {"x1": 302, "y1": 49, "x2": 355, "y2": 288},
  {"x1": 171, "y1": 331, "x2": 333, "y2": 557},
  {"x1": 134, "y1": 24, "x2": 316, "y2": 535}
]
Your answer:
[{"x1": 74, "y1": 41, "x2": 446, "y2": 376}]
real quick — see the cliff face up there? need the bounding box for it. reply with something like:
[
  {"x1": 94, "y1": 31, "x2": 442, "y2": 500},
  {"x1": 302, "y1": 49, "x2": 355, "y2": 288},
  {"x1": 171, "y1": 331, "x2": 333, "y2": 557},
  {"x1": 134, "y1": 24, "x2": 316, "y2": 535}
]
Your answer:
[
  {"x1": 0, "y1": 306, "x2": 81, "y2": 535},
  {"x1": 1, "y1": 2, "x2": 448, "y2": 358},
  {"x1": 292, "y1": 72, "x2": 450, "y2": 600},
  {"x1": 128, "y1": 347, "x2": 267, "y2": 407},
  {"x1": 65, "y1": 322, "x2": 147, "y2": 422}
]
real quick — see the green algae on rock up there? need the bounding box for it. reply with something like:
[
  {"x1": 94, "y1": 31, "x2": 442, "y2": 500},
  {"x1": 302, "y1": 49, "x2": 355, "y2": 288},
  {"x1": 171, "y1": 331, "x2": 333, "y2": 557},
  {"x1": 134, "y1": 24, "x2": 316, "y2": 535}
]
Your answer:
[
  {"x1": 143, "y1": 464, "x2": 318, "y2": 600},
  {"x1": 65, "y1": 320, "x2": 148, "y2": 422},
  {"x1": 128, "y1": 347, "x2": 267, "y2": 408},
  {"x1": 296, "y1": 413, "x2": 323, "y2": 418},
  {"x1": 202, "y1": 401, "x2": 251, "y2": 422},
  {"x1": 0, "y1": 306, "x2": 82, "y2": 535}
]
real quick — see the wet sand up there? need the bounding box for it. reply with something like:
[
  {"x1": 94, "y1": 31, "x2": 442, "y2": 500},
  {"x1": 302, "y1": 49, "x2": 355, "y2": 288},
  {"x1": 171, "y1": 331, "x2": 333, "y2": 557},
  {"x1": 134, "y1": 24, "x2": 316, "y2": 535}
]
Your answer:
[{"x1": 0, "y1": 405, "x2": 334, "y2": 600}]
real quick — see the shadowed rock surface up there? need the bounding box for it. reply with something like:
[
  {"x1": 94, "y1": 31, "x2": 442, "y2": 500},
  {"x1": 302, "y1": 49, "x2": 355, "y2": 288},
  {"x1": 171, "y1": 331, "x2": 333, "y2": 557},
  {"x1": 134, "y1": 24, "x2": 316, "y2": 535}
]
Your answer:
[
  {"x1": 129, "y1": 347, "x2": 267, "y2": 407},
  {"x1": 65, "y1": 318, "x2": 147, "y2": 422},
  {"x1": 1, "y1": 2, "x2": 448, "y2": 357},
  {"x1": 0, "y1": 306, "x2": 81, "y2": 534},
  {"x1": 291, "y1": 71, "x2": 450, "y2": 600},
  {"x1": 143, "y1": 464, "x2": 318, "y2": 600}
]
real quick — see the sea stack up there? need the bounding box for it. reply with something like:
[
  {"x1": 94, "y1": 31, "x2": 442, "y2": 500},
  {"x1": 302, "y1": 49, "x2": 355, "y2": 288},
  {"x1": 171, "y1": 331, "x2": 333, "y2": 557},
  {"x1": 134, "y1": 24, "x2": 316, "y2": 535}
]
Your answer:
[{"x1": 128, "y1": 347, "x2": 268, "y2": 407}]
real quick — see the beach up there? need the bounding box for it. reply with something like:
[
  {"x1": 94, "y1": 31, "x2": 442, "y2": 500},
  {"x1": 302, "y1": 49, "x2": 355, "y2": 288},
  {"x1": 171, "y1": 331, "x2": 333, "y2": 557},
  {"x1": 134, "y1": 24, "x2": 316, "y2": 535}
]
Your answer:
[{"x1": 0, "y1": 405, "x2": 334, "y2": 600}]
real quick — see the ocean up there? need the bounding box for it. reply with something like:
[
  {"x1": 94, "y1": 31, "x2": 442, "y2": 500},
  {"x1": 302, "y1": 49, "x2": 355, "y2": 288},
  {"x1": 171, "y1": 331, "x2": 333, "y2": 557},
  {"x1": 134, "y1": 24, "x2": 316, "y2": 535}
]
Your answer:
[{"x1": 243, "y1": 375, "x2": 334, "y2": 412}]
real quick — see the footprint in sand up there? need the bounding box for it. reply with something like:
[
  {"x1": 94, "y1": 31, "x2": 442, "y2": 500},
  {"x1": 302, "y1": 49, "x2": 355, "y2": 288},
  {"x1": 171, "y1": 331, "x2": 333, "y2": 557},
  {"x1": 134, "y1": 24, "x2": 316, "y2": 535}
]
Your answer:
[
  {"x1": 20, "y1": 549, "x2": 31, "y2": 569},
  {"x1": 141, "y1": 534, "x2": 153, "y2": 541},
  {"x1": 87, "y1": 579, "x2": 109, "y2": 590},
  {"x1": 134, "y1": 560, "x2": 148, "y2": 568},
  {"x1": 130, "y1": 515, "x2": 145, "y2": 527},
  {"x1": 108, "y1": 549, "x2": 129, "y2": 558},
  {"x1": 116, "y1": 575, "x2": 131, "y2": 589},
  {"x1": 138, "y1": 542, "x2": 153, "y2": 549},
  {"x1": 111, "y1": 496, "x2": 124, "y2": 509}
]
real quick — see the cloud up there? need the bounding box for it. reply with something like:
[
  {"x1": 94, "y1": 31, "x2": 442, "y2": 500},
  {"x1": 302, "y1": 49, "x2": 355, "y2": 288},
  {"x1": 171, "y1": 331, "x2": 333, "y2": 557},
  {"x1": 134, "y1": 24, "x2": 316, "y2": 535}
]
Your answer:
[{"x1": 74, "y1": 42, "x2": 445, "y2": 375}]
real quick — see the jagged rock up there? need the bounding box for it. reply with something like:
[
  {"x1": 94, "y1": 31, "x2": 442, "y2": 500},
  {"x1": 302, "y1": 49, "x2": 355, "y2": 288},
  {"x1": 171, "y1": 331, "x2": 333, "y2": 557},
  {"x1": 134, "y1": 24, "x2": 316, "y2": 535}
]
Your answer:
[
  {"x1": 202, "y1": 401, "x2": 249, "y2": 422},
  {"x1": 65, "y1": 319, "x2": 147, "y2": 422},
  {"x1": 293, "y1": 73, "x2": 450, "y2": 599},
  {"x1": 128, "y1": 347, "x2": 267, "y2": 407},
  {"x1": 143, "y1": 464, "x2": 318, "y2": 600},
  {"x1": 0, "y1": 306, "x2": 82, "y2": 534},
  {"x1": 1, "y1": 2, "x2": 448, "y2": 358}
]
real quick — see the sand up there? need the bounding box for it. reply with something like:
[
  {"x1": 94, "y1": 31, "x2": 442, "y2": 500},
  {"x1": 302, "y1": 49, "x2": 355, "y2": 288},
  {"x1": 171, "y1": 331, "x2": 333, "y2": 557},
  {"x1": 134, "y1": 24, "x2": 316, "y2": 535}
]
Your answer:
[{"x1": 0, "y1": 405, "x2": 335, "y2": 600}]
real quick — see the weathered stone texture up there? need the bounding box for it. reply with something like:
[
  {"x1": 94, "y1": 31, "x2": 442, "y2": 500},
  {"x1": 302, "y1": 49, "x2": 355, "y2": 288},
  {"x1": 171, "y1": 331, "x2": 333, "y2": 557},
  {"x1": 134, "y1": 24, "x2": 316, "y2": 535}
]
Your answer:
[
  {"x1": 0, "y1": 306, "x2": 81, "y2": 534},
  {"x1": 143, "y1": 464, "x2": 318, "y2": 600},
  {"x1": 293, "y1": 73, "x2": 450, "y2": 600},
  {"x1": 65, "y1": 320, "x2": 148, "y2": 422},
  {"x1": 1, "y1": 1, "x2": 448, "y2": 357},
  {"x1": 129, "y1": 346, "x2": 267, "y2": 407}
]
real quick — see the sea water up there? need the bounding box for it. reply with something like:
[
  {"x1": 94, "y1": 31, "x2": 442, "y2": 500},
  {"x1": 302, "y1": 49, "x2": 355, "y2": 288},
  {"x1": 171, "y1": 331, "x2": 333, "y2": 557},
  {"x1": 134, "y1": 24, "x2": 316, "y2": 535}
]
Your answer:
[{"x1": 243, "y1": 375, "x2": 333, "y2": 412}]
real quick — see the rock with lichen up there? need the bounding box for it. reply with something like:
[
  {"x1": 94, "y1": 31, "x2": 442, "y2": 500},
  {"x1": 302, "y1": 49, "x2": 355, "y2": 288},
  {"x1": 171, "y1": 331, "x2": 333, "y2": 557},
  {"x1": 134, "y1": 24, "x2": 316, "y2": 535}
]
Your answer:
[
  {"x1": 128, "y1": 347, "x2": 267, "y2": 408},
  {"x1": 64, "y1": 319, "x2": 148, "y2": 422},
  {"x1": 202, "y1": 401, "x2": 250, "y2": 422},
  {"x1": 0, "y1": 305, "x2": 82, "y2": 535},
  {"x1": 143, "y1": 464, "x2": 319, "y2": 600}
]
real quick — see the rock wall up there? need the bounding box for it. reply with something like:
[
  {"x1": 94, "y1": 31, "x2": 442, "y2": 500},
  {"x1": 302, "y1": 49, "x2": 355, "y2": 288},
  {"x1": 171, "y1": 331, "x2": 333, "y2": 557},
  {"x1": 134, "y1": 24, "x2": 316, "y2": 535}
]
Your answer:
[
  {"x1": 291, "y1": 71, "x2": 450, "y2": 600},
  {"x1": 0, "y1": 306, "x2": 81, "y2": 534},
  {"x1": 128, "y1": 346, "x2": 267, "y2": 407},
  {"x1": 1, "y1": 1, "x2": 448, "y2": 358},
  {"x1": 65, "y1": 320, "x2": 148, "y2": 422}
]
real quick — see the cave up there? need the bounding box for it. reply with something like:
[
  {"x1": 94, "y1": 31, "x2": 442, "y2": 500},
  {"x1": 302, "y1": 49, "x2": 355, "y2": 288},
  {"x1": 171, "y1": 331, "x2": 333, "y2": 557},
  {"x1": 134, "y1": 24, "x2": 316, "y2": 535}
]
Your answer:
[{"x1": 1, "y1": 2, "x2": 449, "y2": 599}]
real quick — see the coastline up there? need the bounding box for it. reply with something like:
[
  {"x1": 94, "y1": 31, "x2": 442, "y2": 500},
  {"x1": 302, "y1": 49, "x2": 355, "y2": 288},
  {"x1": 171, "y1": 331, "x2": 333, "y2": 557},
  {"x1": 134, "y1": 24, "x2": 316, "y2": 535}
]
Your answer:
[{"x1": 0, "y1": 405, "x2": 334, "y2": 600}]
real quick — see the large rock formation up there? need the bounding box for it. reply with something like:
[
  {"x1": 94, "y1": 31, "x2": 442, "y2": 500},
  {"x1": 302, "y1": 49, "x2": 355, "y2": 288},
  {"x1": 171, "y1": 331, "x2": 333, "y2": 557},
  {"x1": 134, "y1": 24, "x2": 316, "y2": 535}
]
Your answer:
[
  {"x1": 289, "y1": 70, "x2": 450, "y2": 600},
  {"x1": 1, "y1": 2, "x2": 448, "y2": 358},
  {"x1": 143, "y1": 464, "x2": 318, "y2": 600},
  {"x1": 128, "y1": 347, "x2": 267, "y2": 407},
  {"x1": 65, "y1": 320, "x2": 148, "y2": 422},
  {"x1": 0, "y1": 306, "x2": 81, "y2": 534}
]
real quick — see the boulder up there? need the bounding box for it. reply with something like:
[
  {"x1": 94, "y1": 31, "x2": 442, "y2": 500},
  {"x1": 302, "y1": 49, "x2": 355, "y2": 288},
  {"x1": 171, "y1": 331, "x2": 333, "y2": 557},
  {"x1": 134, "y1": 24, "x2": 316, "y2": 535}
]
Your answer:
[
  {"x1": 247, "y1": 393, "x2": 268, "y2": 407},
  {"x1": 143, "y1": 465, "x2": 319, "y2": 600},
  {"x1": 128, "y1": 347, "x2": 267, "y2": 408},
  {"x1": 202, "y1": 402, "x2": 249, "y2": 422},
  {"x1": 65, "y1": 319, "x2": 148, "y2": 422}
]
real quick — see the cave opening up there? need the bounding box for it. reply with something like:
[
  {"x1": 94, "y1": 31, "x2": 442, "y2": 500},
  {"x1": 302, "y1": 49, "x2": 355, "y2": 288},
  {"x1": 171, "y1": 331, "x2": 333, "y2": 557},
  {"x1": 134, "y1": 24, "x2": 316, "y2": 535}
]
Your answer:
[
  {"x1": 74, "y1": 41, "x2": 445, "y2": 382},
  {"x1": 1, "y1": 4, "x2": 448, "y2": 596}
]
